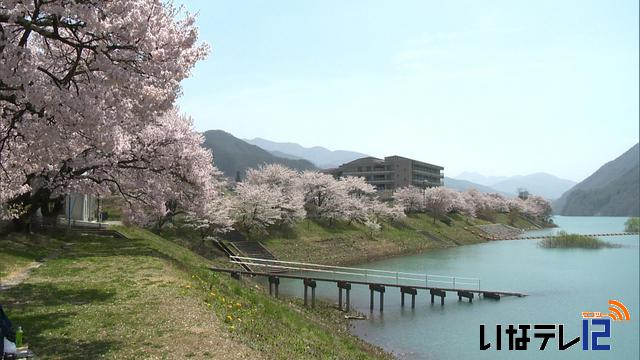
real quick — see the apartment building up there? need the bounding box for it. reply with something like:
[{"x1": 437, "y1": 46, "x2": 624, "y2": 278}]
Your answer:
[{"x1": 326, "y1": 155, "x2": 444, "y2": 191}]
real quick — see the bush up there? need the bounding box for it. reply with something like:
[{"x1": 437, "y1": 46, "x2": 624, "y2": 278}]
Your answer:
[
  {"x1": 624, "y1": 217, "x2": 640, "y2": 233},
  {"x1": 539, "y1": 231, "x2": 619, "y2": 249}
]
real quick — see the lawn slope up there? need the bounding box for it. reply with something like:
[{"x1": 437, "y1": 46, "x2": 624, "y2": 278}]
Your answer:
[
  {"x1": 0, "y1": 228, "x2": 388, "y2": 359},
  {"x1": 263, "y1": 213, "x2": 542, "y2": 265}
]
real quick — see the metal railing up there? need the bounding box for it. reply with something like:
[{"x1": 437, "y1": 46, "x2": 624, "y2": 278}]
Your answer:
[{"x1": 229, "y1": 256, "x2": 481, "y2": 290}]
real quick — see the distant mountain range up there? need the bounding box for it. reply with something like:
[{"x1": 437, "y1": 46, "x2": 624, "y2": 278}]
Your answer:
[
  {"x1": 455, "y1": 172, "x2": 509, "y2": 186},
  {"x1": 443, "y1": 177, "x2": 513, "y2": 196},
  {"x1": 205, "y1": 132, "x2": 595, "y2": 203},
  {"x1": 554, "y1": 143, "x2": 639, "y2": 216},
  {"x1": 245, "y1": 137, "x2": 368, "y2": 169},
  {"x1": 202, "y1": 130, "x2": 317, "y2": 179},
  {"x1": 455, "y1": 172, "x2": 576, "y2": 199}
]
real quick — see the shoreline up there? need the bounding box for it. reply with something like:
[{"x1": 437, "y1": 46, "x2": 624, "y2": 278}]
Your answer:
[{"x1": 262, "y1": 213, "x2": 547, "y2": 268}]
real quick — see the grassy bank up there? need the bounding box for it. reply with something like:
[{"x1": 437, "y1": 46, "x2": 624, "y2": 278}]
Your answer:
[
  {"x1": 262, "y1": 213, "x2": 540, "y2": 266},
  {"x1": 539, "y1": 231, "x2": 620, "y2": 249},
  {"x1": 0, "y1": 228, "x2": 389, "y2": 359}
]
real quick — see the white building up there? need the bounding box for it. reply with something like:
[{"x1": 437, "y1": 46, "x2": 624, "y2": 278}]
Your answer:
[{"x1": 64, "y1": 194, "x2": 98, "y2": 222}]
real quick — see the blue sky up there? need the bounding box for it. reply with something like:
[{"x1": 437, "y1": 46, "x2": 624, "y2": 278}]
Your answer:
[{"x1": 175, "y1": 0, "x2": 639, "y2": 182}]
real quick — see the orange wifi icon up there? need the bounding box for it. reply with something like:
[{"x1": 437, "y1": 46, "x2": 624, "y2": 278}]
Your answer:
[{"x1": 608, "y1": 300, "x2": 631, "y2": 321}]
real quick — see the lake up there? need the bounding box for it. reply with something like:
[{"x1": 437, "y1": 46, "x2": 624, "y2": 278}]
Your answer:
[{"x1": 277, "y1": 216, "x2": 639, "y2": 359}]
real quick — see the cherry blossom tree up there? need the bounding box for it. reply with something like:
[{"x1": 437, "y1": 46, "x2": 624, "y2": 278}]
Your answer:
[
  {"x1": 337, "y1": 176, "x2": 376, "y2": 224},
  {"x1": 245, "y1": 164, "x2": 305, "y2": 227},
  {"x1": 232, "y1": 182, "x2": 282, "y2": 236},
  {"x1": 297, "y1": 171, "x2": 344, "y2": 222},
  {"x1": 297, "y1": 171, "x2": 387, "y2": 225},
  {"x1": 423, "y1": 186, "x2": 455, "y2": 223},
  {"x1": 116, "y1": 111, "x2": 225, "y2": 227},
  {"x1": 393, "y1": 186, "x2": 424, "y2": 213},
  {"x1": 0, "y1": 1, "x2": 208, "y2": 225},
  {"x1": 525, "y1": 195, "x2": 552, "y2": 221},
  {"x1": 183, "y1": 195, "x2": 234, "y2": 240},
  {"x1": 464, "y1": 189, "x2": 496, "y2": 221},
  {"x1": 451, "y1": 190, "x2": 476, "y2": 217}
]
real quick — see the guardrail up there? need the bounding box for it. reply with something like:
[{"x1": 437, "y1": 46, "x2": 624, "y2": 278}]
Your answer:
[{"x1": 229, "y1": 256, "x2": 481, "y2": 291}]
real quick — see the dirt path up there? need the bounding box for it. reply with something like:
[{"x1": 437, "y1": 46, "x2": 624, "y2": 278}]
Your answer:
[
  {"x1": 0, "y1": 246, "x2": 65, "y2": 291},
  {"x1": 0, "y1": 261, "x2": 44, "y2": 291}
]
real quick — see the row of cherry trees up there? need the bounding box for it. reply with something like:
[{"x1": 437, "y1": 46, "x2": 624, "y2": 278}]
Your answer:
[
  {"x1": 393, "y1": 186, "x2": 552, "y2": 223},
  {"x1": 182, "y1": 164, "x2": 406, "y2": 237},
  {"x1": 174, "y1": 163, "x2": 551, "y2": 238}
]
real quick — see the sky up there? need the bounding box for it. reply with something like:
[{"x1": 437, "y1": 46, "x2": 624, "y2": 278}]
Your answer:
[{"x1": 175, "y1": 0, "x2": 639, "y2": 182}]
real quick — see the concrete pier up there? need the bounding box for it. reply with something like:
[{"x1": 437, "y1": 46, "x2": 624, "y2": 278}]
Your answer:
[
  {"x1": 430, "y1": 289, "x2": 446, "y2": 306},
  {"x1": 337, "y1": 281, "x2": 352, "y2": 312},
  {"x1": 303, "y1": 278, "x2": 317, "y2": 307},
  {"x1": 400, "y1": 287, "x2": 417, "y2": 308},
  {"x1": 268, "y1": 275, "x2": 280, "y2": 298},
  {"x1": 457, "y1": 290, "x2": 474, "y2": 303},
  {"x1": 369, "y1": 284, "x2": 386, "y2": 311}
]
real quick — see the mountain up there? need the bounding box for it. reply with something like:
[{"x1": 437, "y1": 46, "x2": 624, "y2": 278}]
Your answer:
[
  {"x1": 202, "y1": 130, "x2": 317, "y2": 179},
  {"x1": 245, "y1": 137, "x2": 368, "y2": 169},
  {"x1": 268, "y1": 150, "x2": 304, "y2": 160},
  {"x1": 554, "y1": 143, "x2": 639, "y2": 216},
  {"x1": 489, "y1": 173, "x2": 577, "y2": 200},
  {"x1": 456, "y1": 172, "x2": 576, "y2": 199},
  {"x1": 444, "y1": 177, "x2": 512, "y2": 196},
  {"x1": 455, "y1": 172, "x2": 508, "y2": 186}
]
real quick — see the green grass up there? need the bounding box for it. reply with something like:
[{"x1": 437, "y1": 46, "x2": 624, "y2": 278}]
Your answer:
[
  {"x1": 100, "y1": 196, "x2": 125, "y2": 220},
  {"x1": 494, "y1": 213, "x2": 543, "y2": 230},
  {"x1": 0, "y1": 233, "x2": 64, "y2": 280},
  {"x1": 539, "y1": 231, "x2": 620, "y2": 249},
  {"x1": 262, "y1": 213, "x2": 496, "y2": 265},
  {"x1": 0, "y1": 227, "x2": 389, "y2": 359}
]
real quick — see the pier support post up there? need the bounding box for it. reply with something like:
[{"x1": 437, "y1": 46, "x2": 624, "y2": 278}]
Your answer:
[
  {"x1": 369, "y1": 284, "x2": 386, "y2": 312},
  {"x1": 457, "y1": 291, "x2": 474, "y2": 303},
  {"x1": 268, "y1": 276, "x2": 280, "y2": 298},
  {"x1": 303, "y1": 278, "x2": 317, "y2": 307},
  {"x1": 370, "y1": 288, "x2": 374, "y2": 310},
  {"x1": 401, "y1": 287, "x2": 418, "y2": 309},
  {"x1": 337, "y1": 282, "x2": 352, "y2": 311},
  {"x1": 346, "y1": 288, "x2": 350, "y2": 312},
  {"x1": 430, "y1": 289, "x2": 446, "y2": 306}
]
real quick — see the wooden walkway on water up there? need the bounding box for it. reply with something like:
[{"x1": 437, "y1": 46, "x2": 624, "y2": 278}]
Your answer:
[
  {"x1": 210, "y1": 256, "x2": 526, "y2": 312},
  {"x1": 512, "y1": 232, "x2": 638, "y2": 240}
]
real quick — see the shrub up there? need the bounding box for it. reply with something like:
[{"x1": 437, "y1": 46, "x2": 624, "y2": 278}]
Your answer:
[
  {"x1": 539, "y1": 231, "x2": 620, "y2": 249},
  {"x1": 624, "y1": 217, "x2": 640, "y2": 233}
]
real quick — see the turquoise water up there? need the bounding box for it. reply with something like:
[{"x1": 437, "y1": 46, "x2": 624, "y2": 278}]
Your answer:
[{"x1": 277, "y1": 216, "x2": 639, "y2": 359}]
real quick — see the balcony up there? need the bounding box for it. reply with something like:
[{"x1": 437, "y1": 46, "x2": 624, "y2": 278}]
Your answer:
[
  {"x1": 412, "y1": 169, "x2": 443, "y2": 177},
  {"x1": 342, "y1": 170, "x2": 394, "y2": 176}
]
